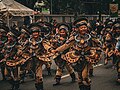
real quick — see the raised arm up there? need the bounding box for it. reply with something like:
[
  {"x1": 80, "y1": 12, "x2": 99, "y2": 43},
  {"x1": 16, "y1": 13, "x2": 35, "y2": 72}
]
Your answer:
[{"x1": 55, "y1": 36, "x2": 75, "y2": 52}]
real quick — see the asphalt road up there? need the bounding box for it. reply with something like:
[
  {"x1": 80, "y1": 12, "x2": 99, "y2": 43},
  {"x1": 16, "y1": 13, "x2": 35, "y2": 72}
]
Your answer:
[{"x1": 0, "y1": 62, "x2": 120, "y2": 90}]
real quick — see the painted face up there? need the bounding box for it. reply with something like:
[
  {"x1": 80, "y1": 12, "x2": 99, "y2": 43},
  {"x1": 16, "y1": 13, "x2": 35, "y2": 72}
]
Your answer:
[
  {"x1": 106, "y1": 33, "x2": 112, "y2": 40},
  {"x1": 31, "y1": 26, "x2": 40, "y2": 38},
  {"x1": 32, "y1": 32, "x2": 39, "y2": 38},
  {"x1": 59, "y1": 29, "x2": 67, "y2": 37},
  {"x1": 7, "y1": 35, "x2": 13, "y2": 42},
  {"x1": 78, "y1": 25, "x2": 88, "y2": 35}
]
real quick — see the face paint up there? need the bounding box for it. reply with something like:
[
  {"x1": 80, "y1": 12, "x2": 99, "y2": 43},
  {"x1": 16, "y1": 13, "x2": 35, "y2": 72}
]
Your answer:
[
  {"x1": 59, "y1": 29, "x2": 67, "y2": 37},
  {"x1": 32, "y1": 32, "x2": 39, "y2": 38},
  {"x1": 78, "y1": 25, "x2": 88, "y2": 35}
]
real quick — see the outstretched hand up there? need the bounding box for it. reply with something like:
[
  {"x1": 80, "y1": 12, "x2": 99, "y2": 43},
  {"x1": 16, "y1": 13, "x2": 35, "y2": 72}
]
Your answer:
[{"x1": 51, "y1": 50, "x2": 57, "y2": 53}]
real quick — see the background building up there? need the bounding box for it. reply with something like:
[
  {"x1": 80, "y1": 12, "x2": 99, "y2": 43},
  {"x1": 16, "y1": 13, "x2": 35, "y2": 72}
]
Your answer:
[{"x1": 15, "y1": 0, "x2": 120, "y2": 15}]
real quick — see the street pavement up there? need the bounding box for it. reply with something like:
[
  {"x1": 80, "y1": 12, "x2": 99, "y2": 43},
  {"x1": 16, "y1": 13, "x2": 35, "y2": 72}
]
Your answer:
[{"x1": 0, "y1": 62, "x2": 120, "y2": 90}]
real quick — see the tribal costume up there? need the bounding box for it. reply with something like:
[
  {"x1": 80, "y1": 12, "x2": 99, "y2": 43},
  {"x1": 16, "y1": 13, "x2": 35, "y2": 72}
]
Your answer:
[
  {"x1": 50, "y1": 23, "x2": 76, "y2": 86},
  {"x1": 52, "y1": 18, "x2": 98, "y2": 90},
  {"x1": 2, "y1": 30, "x2": 20, "y2": 90},
  {"x1": 28, "y1": 23, "x2": 52, "y2": 90}
]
